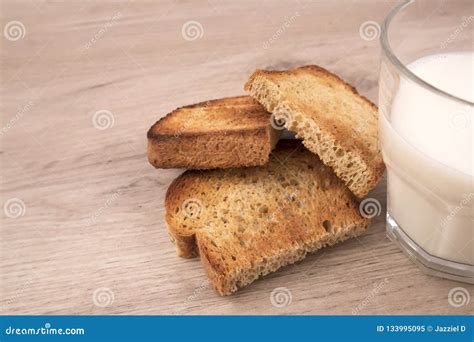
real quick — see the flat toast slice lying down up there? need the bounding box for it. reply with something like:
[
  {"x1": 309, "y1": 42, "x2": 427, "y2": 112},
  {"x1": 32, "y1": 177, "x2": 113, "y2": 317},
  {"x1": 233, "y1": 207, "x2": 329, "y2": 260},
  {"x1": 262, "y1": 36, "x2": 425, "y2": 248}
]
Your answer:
[
  {"x1": 147, "y1": 96, "x2": 280, "y2": 169},
  {"x1": 244, "y1": 65, "x2": 385, "y2": 198},
  {"x1": 165, "y1": 140, "x2": 370, "y2": 295}
]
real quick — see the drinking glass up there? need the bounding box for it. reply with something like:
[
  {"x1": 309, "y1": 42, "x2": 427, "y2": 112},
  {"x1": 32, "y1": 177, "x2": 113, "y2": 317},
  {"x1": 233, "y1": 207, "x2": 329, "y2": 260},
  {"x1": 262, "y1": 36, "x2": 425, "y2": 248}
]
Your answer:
[{"x1": 379, "y1": 0, "x2": 473, "y2": 283}]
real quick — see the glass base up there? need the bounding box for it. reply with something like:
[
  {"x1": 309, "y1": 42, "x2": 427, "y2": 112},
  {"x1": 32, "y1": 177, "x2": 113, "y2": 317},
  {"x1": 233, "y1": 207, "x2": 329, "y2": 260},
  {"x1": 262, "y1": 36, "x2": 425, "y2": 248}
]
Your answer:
[{"x1": 386, "y1": 214, "x2": 474, "y2": 284}]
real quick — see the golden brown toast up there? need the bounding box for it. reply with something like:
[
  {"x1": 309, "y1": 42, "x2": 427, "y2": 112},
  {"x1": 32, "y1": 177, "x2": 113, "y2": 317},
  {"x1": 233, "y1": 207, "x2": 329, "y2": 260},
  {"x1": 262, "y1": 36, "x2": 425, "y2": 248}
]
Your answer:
[
  {"x1": 165, "y1": 140, "x2": 370, "y2": 295},
  {"x1": 147, "y1": 96, "x2": 280, "y2": 169},
  {"x1": 245, "y1": 65, "x2": 385, "y2": 197}
]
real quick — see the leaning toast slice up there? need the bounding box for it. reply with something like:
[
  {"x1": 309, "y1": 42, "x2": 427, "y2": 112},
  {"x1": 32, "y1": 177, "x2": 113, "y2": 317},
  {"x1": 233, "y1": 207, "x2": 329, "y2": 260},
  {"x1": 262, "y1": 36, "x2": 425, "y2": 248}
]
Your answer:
[
  {"x1": 244, "y1": 65, "x2": 385, "y2": 197},
  {"x1": 165, "y1": 140, "x2": 370, "y2": 295},
  {"x1": 147, "y1": 96, "x2": 280, "y2": 169}
]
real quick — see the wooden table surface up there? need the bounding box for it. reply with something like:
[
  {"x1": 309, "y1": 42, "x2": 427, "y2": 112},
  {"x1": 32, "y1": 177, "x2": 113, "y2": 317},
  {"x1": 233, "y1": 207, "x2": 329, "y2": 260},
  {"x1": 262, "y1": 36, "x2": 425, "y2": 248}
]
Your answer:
[{"x1": 1, "y1": 0, "x2": 472, "y2": 315}]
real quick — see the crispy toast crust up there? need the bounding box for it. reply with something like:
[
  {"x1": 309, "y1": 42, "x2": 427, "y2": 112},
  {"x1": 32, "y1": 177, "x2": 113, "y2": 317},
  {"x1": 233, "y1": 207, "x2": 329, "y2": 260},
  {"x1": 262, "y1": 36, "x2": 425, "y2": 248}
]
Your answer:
[
  {"x1": 244, "y1": 65, "x2": 385, "y2": 198},
  {"x1": 165, "y1": 140, "x2": 370, "y2": 295},
  {"x1": 147, "y1": 96, "x2": 279, "y2": 169},
  {"x1": 147, "y1": 96, "x2": 269, "y2": 137},
  {"x1": 245, "y1": 65, "x2": 379, "y2": 112}
]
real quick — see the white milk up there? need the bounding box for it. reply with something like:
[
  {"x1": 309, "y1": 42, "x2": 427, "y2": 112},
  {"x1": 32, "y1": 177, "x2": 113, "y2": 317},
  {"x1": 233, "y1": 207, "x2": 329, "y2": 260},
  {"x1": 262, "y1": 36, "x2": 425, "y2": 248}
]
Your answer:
[{"x1": 380, "y1": 52, "x2": 473, "y2": 265}]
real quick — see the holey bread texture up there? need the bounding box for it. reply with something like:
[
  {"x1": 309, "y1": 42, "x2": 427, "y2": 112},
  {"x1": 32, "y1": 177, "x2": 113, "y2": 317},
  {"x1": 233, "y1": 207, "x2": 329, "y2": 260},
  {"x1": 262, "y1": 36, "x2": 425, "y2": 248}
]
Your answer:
[
  {"x1": 244, "y1": 65, "x2": 385, "y2": 198},
  {"x1": 147, "y1": 96, "x2": 280, "y2": 169},
  {"x1": 165, "y1": 140, "x2": 370, "y2": 295}
]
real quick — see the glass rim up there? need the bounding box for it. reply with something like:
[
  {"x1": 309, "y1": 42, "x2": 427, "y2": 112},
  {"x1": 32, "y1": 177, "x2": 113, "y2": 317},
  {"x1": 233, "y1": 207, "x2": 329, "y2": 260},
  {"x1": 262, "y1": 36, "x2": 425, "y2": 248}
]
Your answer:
[{"x1": 380, "y1": 0, "x2": 473, "y2": 106}]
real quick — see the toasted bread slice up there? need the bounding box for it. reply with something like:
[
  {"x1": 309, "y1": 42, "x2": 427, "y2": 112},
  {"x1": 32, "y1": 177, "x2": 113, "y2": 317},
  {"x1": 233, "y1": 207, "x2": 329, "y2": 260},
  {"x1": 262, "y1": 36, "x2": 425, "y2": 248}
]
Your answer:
[
  {"x1": 244, "y1": 65, "x2": 385, "y2": 198},
  {"x1": 147, "y1": 96, "x2": 280, "y2": 169},
  {"x1": 165, "y1": 140, "x2": 370, "y2": 295}
]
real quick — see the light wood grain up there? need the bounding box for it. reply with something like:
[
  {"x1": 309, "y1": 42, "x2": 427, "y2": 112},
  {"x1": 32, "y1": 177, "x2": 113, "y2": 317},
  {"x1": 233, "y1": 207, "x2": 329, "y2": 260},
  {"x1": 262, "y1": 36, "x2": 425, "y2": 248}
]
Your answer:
[{"x1": 1, "y1": 0, "x2": 472, "y2": 315}]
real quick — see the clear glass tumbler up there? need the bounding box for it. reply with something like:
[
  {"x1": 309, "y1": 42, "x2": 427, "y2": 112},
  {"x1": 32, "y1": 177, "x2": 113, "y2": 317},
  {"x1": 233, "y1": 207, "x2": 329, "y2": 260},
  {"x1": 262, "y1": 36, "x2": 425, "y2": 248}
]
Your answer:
[{"x1": 379, "y1": 0, "x2": 473, "y2": 283}]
